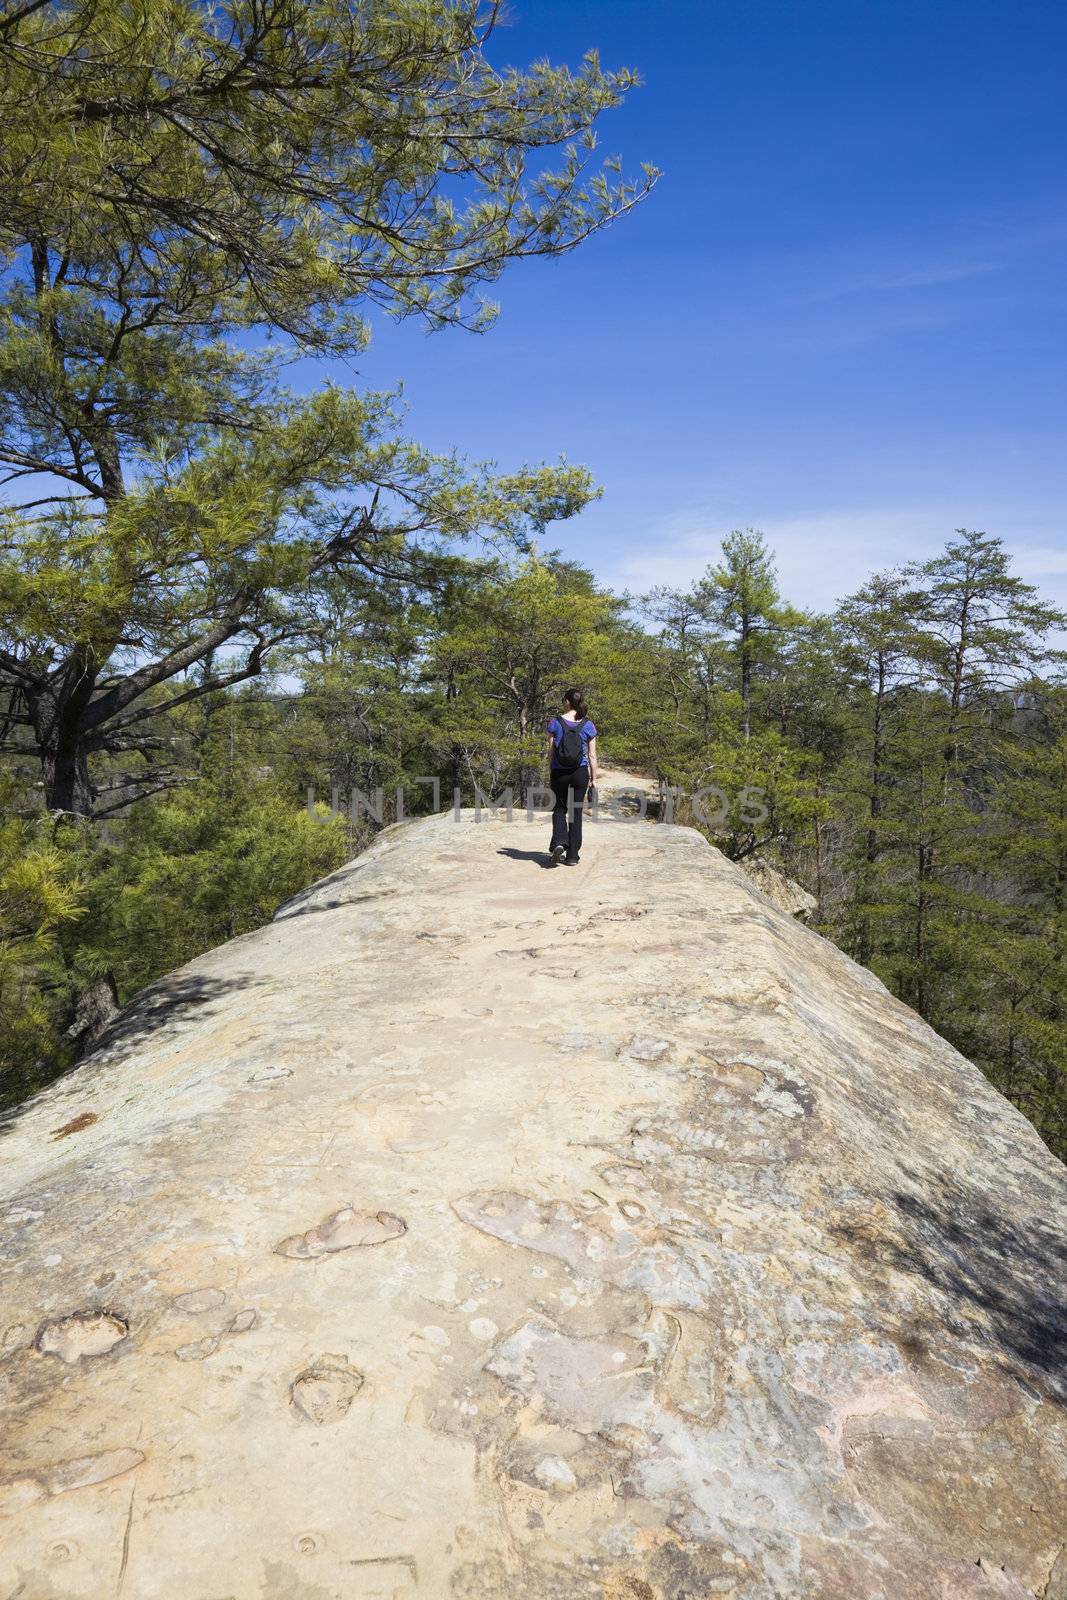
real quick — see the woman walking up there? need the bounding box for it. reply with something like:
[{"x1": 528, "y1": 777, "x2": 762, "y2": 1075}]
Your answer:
[{"x1": 546, "y1": 688, "x2": 598, "y2": 865}]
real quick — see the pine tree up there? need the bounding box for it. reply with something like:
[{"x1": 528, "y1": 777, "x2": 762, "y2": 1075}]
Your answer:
[
  {"x1": 639, "y1": 540, "x2": 820, "y2": 860},
  {"x1": 904, "y1": 530, "x2": 1064, "y2": 1016},
  {"x1": 832, "y1": 569, "x2": 918, "y2": 965},
  {"x1": 966, "y1": 688, "x2": 1067, "y2": 1157},
  {"x1": 81, "y1": 697, "x2": 349, "y2": 996},
  {"x1": 0, "y1": 776, "x2": 86, "y2": 1105},
  {"x1": 829, "y1": 532, "x2": 1064, "y2": 1020},
  {"x1": 695, "y1": 529, "x2": 796, "y2": 739},
  {"x1": 0, "y1": 0, "x2": 652, "y2": 815}
]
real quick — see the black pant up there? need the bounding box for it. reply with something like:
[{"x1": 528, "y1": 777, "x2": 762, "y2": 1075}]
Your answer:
[{"x1": 550, "y1": 768, "x2": 589, "y2": 859}]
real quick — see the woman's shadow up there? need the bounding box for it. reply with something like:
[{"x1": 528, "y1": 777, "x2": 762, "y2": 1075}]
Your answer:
[{"x1": 497, "y1": 847, "x2": 556, "y2": 870}]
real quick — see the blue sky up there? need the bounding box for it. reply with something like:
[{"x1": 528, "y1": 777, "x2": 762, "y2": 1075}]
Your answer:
[{"x1": 348, "y1": 0, "x2": 1067, "y2": 616}]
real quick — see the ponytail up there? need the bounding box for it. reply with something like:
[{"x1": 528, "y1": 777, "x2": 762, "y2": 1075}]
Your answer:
[{"x1": 563, "y1": 687, "x2": 588, "y2": 721}]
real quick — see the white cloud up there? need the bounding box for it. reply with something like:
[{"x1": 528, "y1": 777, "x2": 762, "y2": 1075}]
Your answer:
[
  {"x1": 872, "y1": 262, "x2": 999, "y2": 292},
  {"x1": 606, "y1": 500, "x2": 1067, "y2": 615}
]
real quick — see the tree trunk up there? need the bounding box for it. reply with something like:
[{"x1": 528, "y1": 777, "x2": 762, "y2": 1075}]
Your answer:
[
  {"x1": 740, "y1": 613, "x2": 752, "y2": 740},
  {"x1": 914, "y1": 839, "x2": 930, "y2": 1018},
  {"x1": 859, "y1": 660, "x2": 887, "y2": 968},
  {"x1": 30, "y1": 651, "x2": 99, "y2": 815},
  {"x1": 42, "y1": 738, "x2": 95, "y2": 816},
  {"x1": 444, "y1": 666, "x2": 463, "y2": 800}
]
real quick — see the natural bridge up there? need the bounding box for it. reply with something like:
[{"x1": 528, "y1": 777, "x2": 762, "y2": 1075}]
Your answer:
[{"x1": 1, "y1": 776, "x2": 1065, "y2": 1599}]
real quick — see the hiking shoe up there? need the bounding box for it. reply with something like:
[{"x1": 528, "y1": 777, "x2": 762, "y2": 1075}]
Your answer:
[{"x1": 550, "y1": 844, "x2": 566, "y2": 865}]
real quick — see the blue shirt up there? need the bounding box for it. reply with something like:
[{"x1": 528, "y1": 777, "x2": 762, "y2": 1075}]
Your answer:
[{"x1": 548, "y1": 716, "x2": 596, "y2": 770}]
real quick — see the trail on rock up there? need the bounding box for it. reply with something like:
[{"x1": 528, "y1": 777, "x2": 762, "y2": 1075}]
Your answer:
[{"x1": 0, "y1": 782, "x2": 1064, "y2": 1599}]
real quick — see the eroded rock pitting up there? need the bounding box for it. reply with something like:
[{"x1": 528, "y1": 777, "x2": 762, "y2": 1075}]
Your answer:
[
  {"x1": 274, "y1": 1204, "x2": 407, "y2": 1259},
  {"x1": 289, "y1": 1355, "x2": 365, "y2": 1425},
  {"x1": 35, "y1": 1309, "x2": 128, "y2": 1364}
]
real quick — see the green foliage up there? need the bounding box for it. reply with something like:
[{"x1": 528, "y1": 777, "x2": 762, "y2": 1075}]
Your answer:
[
  {"x1": 427, "y1": 556, "x2": 623, "y2": 794},
  {"x1": 83, "y1": 715, "x2": 349, "y2": 995},
  {"x1": 0, "y1": 364, "x2": 599, "y2": 813},
  {"x1": 0, "y1": 0, "x2": 650, "y2": 816},
  {"x1": 0, "y1": 778, "x2": 86, "y2": 1099},
  {"x1": 681, "y1": 728, "x2": 824, "y2": 863},
  {"x1": 964, "y1": 687, "x2": 1067, "y2": 1154},
  {"x1": 0, "y1": 0, "x2": 656, "y2": 339},
  {"x1": 636, "y1": 538, "x2": 821, "y2": 859},
  {"x1": 695, "y1": 529, "x2": 801, "y2": 736},
  {"x1": 812, "y1": 535, "x2": 1066, "y2": 1157}
]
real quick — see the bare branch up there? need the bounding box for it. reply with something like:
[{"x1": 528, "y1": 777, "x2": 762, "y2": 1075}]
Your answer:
[{"x1": 0, "y1": 0, "x2": 53, "y2": 39}]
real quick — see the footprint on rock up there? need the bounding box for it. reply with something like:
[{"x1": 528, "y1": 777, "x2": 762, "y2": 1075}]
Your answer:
[
  {"x1": 290, "y1": 1356, "x2": 365, "y2": 1424},
  {"x1": 36, "y1": 1310, "x2": 128, "y2": 1364},
  {"x1": 274, "y1": 1206, "x2": 407, "y2": 1260},
  {"x1": 174, "y1": 1335, "x2": 220, "y2": 1361},
  {"x1": 0, "y1": 1448, "x2": 146, "y2": 1511},
  {"x1": 618, "y1": 1035, "x2": 672, "y2": 1063},
  {"x1": 172, "y1": 1288, "x2": 226, "y2": 1313},
  {"x1": 42, "y1": 1448, "x2": 144, "y2": 1496}
]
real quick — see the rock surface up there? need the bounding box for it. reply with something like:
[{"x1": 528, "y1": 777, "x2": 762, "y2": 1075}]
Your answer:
[
  {"x1": 0, "y1": 772, "x2": 1065, "y2": 1599},
  {"x1": 736, "y1": 856, "x2": 819, "y2": 921}
]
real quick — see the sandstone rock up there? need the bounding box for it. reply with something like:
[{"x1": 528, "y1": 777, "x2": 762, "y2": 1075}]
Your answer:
[
  {"x1": 0, "y1": 771, "x2": 1063, "y2": 1597},
  {"x1": 273, "y1": 1204, "x2": 407, "y2": 1259},
  {"x1": 289, "y1": 1354, "x2": 365, "y2": 1424},
  {"x1": 737, "y1": 854, "x2": 819, "y2": 919},
  {"x1": 35, "y1": 1309, "x2": 128, "y2": 1364},
  {"x1": 171, "y1": 1286, "x2": 226, "y2": 1313},
  {"x1": 63, "y1": 975, "x2": 120, "y2": 1059}
]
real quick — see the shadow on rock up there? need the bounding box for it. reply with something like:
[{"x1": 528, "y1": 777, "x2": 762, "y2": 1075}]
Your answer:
[
  {"x1": 0, "y1": 972, "x2": 264, "y2": 1133},
  {"x1": 496, "y1": 847, "x2": 556, "y2": 869},
  {"x1": 834, "y1": 1170, "x2": 1067, "y2": 1397}
]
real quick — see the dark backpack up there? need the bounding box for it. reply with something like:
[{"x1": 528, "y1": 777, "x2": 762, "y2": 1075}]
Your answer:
[{"x1": 555, "y1": 718, "x2": 586, "y2": 772}]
